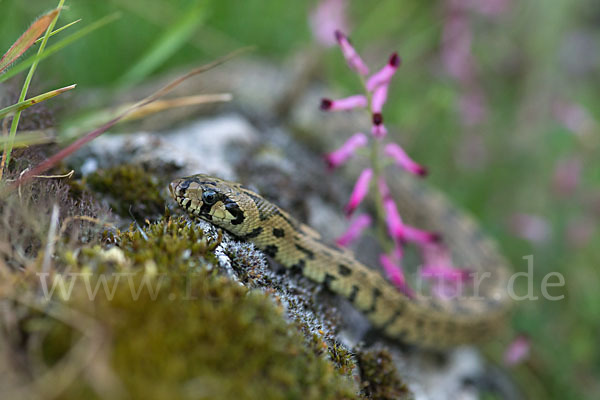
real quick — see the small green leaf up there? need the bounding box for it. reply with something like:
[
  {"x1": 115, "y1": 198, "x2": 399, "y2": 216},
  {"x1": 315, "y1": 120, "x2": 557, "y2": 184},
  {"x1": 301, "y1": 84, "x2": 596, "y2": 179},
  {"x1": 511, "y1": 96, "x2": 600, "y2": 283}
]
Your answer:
[{"x1": 0, "y1": 84, "x2": 76, "y2": 119}]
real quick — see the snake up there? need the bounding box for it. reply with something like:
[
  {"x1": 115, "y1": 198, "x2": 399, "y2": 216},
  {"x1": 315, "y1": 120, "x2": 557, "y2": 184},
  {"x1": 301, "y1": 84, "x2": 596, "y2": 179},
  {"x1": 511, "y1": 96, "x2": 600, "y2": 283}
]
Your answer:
[{"x1": 169, "y1": 173, "x2": 511, "y2": 348}]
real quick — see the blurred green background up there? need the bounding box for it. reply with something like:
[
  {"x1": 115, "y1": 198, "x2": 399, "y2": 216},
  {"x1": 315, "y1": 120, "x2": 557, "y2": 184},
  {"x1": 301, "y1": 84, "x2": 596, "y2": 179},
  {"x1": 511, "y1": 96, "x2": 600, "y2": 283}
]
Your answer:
[{"x1": 1, "y1": 0, "x2": 598, "y2": 399}]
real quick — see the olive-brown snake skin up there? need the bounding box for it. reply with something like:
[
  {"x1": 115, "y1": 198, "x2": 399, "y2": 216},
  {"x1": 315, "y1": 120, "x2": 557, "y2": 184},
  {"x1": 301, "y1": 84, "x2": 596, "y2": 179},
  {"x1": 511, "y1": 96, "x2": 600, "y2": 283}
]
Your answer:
[{"x1": 169, "y1": 173, "x2": 511, "y2": 347}]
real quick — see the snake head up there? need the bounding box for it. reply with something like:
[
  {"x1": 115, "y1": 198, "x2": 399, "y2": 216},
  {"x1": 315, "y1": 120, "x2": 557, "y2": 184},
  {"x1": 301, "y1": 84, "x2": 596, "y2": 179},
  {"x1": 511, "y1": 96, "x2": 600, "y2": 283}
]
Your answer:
[{"x1": 169, "y1": 174, "x2": 245, "y2": 226}]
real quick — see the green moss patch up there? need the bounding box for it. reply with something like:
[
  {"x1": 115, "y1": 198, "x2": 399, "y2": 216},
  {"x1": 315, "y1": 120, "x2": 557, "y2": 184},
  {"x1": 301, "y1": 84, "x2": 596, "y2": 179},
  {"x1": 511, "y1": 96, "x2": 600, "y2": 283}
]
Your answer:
[{"x1": 38, "y1": 217, "x2": 357, "y2": 400}]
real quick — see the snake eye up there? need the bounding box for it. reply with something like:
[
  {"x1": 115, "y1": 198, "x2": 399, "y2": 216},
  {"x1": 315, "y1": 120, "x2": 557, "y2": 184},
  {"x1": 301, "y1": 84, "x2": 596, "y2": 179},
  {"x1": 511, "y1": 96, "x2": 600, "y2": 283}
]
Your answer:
[{"x1": 202, "y1": 189, "x2": 218, "y2": 205}]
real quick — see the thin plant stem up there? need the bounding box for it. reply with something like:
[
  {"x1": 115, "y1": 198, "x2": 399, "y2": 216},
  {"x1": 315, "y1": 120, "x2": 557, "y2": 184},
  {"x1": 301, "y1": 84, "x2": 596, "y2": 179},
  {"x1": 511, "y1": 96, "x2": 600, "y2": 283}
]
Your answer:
[
  {"x1": 3, "y1": 0, "x2": 65, "y2": 174},
  {"x1": 358, "y1": 75, "x2": 391, "y2": 250}
]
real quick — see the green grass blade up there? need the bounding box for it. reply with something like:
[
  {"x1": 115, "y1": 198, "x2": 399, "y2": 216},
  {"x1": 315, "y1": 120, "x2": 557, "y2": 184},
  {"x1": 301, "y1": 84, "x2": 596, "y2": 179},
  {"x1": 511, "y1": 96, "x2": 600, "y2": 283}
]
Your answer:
[
  {"x1": 33, "y1": 19, "x2": 82, "y2": 44},
  {"x1": 0, "y1": 131, "x2": 54, "y2": 148},
  {"x1": 0, "y1": 84, "x2": 76, "y2": 119},
  {"x1": 117, "y1": 1, "x2": 209, "y2": 87},
  {"x1": 2, "y1": 0, "x2": 64, "y2": 177},
  {"x1": 0, "y1": 13, "x2": 121, "y2": 84}
]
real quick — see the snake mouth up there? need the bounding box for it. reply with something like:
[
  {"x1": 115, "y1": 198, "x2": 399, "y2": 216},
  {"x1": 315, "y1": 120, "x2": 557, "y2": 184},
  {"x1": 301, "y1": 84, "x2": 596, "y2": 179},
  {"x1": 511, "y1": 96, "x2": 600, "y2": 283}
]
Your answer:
[{"x1": 168, "y1": 179, "x2": 185, "y2": 201}]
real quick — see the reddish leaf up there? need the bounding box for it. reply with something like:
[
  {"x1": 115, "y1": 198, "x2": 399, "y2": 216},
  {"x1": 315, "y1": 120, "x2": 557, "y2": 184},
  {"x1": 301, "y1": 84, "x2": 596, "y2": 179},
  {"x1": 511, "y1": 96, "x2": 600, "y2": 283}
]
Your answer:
[{"x1": 0, "y1": 9, "x2": 59, "y2": 73}]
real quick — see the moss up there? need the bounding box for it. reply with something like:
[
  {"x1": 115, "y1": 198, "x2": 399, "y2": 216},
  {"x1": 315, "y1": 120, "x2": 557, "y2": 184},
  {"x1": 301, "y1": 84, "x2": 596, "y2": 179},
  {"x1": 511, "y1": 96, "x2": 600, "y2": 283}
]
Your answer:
[
  {"x1": 38, "y1": 217, "x2": 357, "y2": 400},
  {"x1": 84, "y1": 164, "x2": 167, "y2": 220},
  {"x1": 328, "y1": 341, "x2": 355, "y2": 377},
  {"x1": 357, "y1": 348, "x2": 411, "y2": 400}
]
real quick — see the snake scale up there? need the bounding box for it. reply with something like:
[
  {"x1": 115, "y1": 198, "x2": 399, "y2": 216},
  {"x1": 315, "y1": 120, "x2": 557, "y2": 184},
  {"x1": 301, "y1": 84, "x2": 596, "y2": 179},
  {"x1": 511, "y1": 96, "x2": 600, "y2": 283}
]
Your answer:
[{"x1": 169, "y1": 173, "x2": 511, "y2": 348}]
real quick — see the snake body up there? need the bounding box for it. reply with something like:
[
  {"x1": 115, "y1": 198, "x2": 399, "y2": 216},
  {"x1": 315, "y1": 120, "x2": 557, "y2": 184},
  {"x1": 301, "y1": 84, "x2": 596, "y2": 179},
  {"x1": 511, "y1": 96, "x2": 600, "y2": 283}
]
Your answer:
[{"x1": 169, "y1": 173, "x2": 511, "y2": 347}]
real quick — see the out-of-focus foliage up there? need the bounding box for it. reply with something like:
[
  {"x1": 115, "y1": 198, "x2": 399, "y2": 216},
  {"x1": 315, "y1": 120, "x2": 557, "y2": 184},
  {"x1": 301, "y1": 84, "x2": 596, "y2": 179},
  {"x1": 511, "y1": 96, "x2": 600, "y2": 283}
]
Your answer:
[{"x1": 1, "y1": 0, "x2": 599, "y2": 399}]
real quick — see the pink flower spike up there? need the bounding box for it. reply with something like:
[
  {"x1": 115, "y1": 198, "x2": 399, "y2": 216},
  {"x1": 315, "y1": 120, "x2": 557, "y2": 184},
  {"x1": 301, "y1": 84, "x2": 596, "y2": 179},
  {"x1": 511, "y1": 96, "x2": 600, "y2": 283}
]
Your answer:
[
  {"x1": 366, "y1": 52, "x2": 401, "y2": 91},
  {"x1": 324, "y1": 132, "x2": 368, "y2": 169},
  {"x1": 379, "y1": 253, "x2": 414, "y2": 298},
  {"x1": 371, "y1": 84, "x2": 388, "y2": 113},
  {"x1": 334, "y1": 30, "x2": 369, "y2": 76},
  {"x1": 384, "y1": 143, "x2": 428, "y2": 176},
  {"x1": 344, "y1": 168, "x2": 373, "y2": 216},
  {"x1": 335, "y1": 214, "x2": 372, "y2": 247},
  {"x1": 320, "y1": 95, "x2": 368, "y2": 111},
  {"x1": 504, "y1": 334, "x2": 531, "y2": 366}
]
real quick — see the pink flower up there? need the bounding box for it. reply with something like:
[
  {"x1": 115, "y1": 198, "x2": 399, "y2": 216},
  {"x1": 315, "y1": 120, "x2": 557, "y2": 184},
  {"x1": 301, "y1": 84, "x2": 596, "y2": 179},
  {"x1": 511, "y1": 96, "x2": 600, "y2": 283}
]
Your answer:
[
  {"x1": 565, "y1": 218, "x2": 594, "y2": 249},
  {"x1": 467, "y1": 0, "x2": 511, "y2": 17},
  {"x1": 336, "y1": 213, "x2": 372, "y2": 247},
  {"x1": 324, "y1": 133, "x2": 368, "y2": 169},
  {"x1": 344, "y1": 168, "x2": 373, "y2": 216},
  {"x1": 380, "y1": 252, "x2": 413, "y2": 297},
  {"x1": 377, "y1": 176, "x2": 391, "y2": 198},
  {"x1": 366, "y1": 53, "x2": 401, "y2": 91},
  {"x1": 552, "y1": 100, "x2": 595, "y2": 136},
  {"x1": 420, "y1": 243, "x2": 470, "y2": 282},
  {"x1": 371, "y1": 84, "x2": 388, "y2": 114},
  {"x1": 371, "y1": 113, "x2": 387, "y2": 138},
  {"x1": 379, "y1": 178, "x2": 401, "y2": 234},
  {"x1": 504, "y1": 334, "x2": 530, "y2": 366},
  {"x1": 379, "y1": 178, "x2": 439, "y2": 245},
  {"x1": 441, "y1": 10, "x2": 473, "y2": 83},
  {"x1": 384, "y1": 143, "x2": 427, "y2": 176},
  {"x1": 552, "y1": 156, "x2": 581, "y2": 196},
  {"x1": 401, "y1": 225, "x2": 440, "y2": 244},
  {"x1": 420, "y1": 243, "x2": 470, "y2": 300},
  {"x1": 309, "y1": 0, "x2": 349, "y2": 47},
  {"x1": 334, "y1": 30, "x2": 369, "y2": 76},
  {"x1": 320, "y1": 95, "x2": 368, "y2": 111},
  {"x1": 459, "y1": 89, "x2": 487, "y2": 126},
  {"x1": 509, "y1": 213, "x2": 550, "y2": 244}
]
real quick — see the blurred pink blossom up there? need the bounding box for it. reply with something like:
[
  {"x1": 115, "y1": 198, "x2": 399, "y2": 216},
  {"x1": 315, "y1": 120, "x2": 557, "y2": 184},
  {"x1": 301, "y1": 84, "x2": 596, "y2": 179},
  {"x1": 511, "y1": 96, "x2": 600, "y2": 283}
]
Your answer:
[
  {"x1": 552, "y1": 156, "x2": 582, "y2": 196},
  {"x1": 366, "y1": 53, "x2": 401, "y2": 91},
  {"x1": 401, "y1": 225, "x2": 441, "y2": 245},
  {"x1": 441, "y1": 0, "x2": 491, "y2": 127},
  {"x1": 335, "y1": 30, "x2": 369, "y2": 75},
  {"x1": 380, "y1": 252, "x2": 414, "y2": 297},
  {"x1": 309, "y1": 0, "x2": 349, "y2": 47},
  {"x1": 320, "y1": 95, "x2": 368, "y2": 111},
  {"x1": 371, "y1": 84, "x2": 388, "y2": 114},
  {"x1": 552, "y1": 100, "x2": 596, "y2": 136},
  {"x1": 441, "y1": 10, "x2": 473, "y2": 83},
  {"x1": 465, "y1": 0, "x2": 511, "y2": 16},
  {"x1": 565, "y1": 218, "x2": 595, "y2": 248},
  {"x1": 336, "y1": 213, "x2": 372, "y2": 247},
  {"x1": 384, "y1": 142, "x2": 427, "y2": 176},
  {"x1": 324, "y1": 132, "x2": 368, "y2": 169},
  {"x1": 509, "y1": 213, "x2": 551, "y2": 244},
  {"x1": 382, "y1": 192, "x2": 403, "y2": 239},
  {"x1": 420, "y1": 243, "x2": 471, "y2": 299},
  {"x1": 344, "y1": 168, "x2": 373, "y2": 216},
  {"x1": 504, "y1": 334, "x2": 530, "y2": 366},
  {"x1": 459, "y1": 89, "x2": 487, "y2": 126},
  {"x1": 379, "y1": 178, "x2": 439, "y2": 246},
  {"x1": 371, "y1": 113, "x2": 387, "y2": 138}
]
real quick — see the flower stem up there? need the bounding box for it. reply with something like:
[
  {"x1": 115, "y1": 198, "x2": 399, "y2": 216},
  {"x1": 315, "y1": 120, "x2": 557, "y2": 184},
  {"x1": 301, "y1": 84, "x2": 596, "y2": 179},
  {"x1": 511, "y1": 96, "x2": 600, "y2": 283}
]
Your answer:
[{"x1": 359, "y1": 75, "x2": 391, "y2": 250}]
